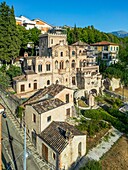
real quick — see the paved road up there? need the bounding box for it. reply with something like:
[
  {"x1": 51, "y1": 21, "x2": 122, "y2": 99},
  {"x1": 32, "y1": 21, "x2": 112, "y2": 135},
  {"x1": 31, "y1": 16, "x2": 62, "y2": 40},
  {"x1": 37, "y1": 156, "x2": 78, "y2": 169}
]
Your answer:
[
  {"x1": 2, "y1": 114, "x2": 39, "y2": 170},
  {"x1": 0, "y1": 96, "x2": 53, "y2": 170}
]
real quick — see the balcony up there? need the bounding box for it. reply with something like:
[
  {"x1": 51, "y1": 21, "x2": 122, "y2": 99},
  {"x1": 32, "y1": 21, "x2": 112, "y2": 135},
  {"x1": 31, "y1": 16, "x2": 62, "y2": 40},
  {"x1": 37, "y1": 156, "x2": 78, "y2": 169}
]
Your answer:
[{"x1": 58, "y1": 68, "x2": 66, "y2": 74}]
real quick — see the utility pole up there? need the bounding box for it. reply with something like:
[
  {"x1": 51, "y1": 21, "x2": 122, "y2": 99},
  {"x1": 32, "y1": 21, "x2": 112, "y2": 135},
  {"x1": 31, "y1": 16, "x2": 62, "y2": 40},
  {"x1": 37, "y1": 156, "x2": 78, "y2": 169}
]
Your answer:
[
  {"x1": 0, "y1": 113, "x2": 2, "y2": 170},
  {"x1": 0, "y1": 104, "x2": 5, "y2": 170},
  {"x1": 23, "y1": 127, "x2": 26, "y2": 170}
]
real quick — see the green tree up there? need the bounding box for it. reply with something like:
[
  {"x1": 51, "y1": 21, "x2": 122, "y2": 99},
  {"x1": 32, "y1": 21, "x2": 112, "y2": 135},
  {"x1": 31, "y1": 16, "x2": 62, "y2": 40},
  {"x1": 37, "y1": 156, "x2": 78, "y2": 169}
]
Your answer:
[
  {"x1": 0, "y1": 2, "x2": 20, "y2": 62},
  {"x1": 17, "y1": 25, "x2": 29, "y2": 55},
  {"x1": 6, "y1": 65, "x2": 22, "y2": 80},
  {"x1": 0, "y1": 71, "x2": 10, "y2": 89},
  {"x1": 27, "y1": 27, "x2": 41, "y2": 55}
]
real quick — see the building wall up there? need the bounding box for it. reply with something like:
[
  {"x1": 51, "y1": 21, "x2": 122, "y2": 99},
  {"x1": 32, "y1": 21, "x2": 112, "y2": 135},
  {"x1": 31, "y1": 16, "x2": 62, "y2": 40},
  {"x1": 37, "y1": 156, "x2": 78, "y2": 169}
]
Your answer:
[
  {"x1": 37, "y1": 137, "x2": 57, "y2": 168},
  {"x1": 110, "y1": 78, "x2": 120, "y2": 91},
  {"x1": 59, "y1": 135, "x2": 86, "y2": 170},
  {"x1": 25, "y1": 105, "x2": 41, "y2": 135},
  {"x1": 34, "y1": 19, "x2": 52, "y2": 34},
  {"x1": 13, "y1": 33, "x2": 102, "y2": 97},
  {"x1": 15, "y1": 74, "x2": 39, "y2": 94},
  {"x1": 37, "y1": 134, "x2": 86, "y2": 170},
  {"x1": 55, "y1": 88, "x2": 74, "y2": 103},
  {"x1": 40, "y1": 103, "x2": 73, "y2": 132}
]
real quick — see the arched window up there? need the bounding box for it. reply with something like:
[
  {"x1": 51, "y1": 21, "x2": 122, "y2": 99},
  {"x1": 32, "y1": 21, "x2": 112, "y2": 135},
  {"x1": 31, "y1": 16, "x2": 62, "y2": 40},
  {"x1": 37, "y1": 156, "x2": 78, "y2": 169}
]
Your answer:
[
  {"x1": 72, "y1": 51, "x2": 75, "y2": 56},
  {"x1": 79, "y1": 50, "x2": 81, "y2": 54},
  {"x1": 60, "y1": 52, "x2": 63, "y2": 57},
  {"x1": 55, "y1": 61, "x2": 58, "y2": 69},
  {"x1": 72, "y1": 77, "x2": 75, "y2": 85},
  {"x1": 56, "y1": 80, "x2": 59, "y2": 84},
  {"x1": 83, "y1": 60, "x2": 86, "y2": 67},
  {"x1": 47, "y1": 80, "x2": 50, "y2": 85},
  {"x1": 71, "y1": 60, "x2": 75, "y2": 68},
  {"x1": 78, "y1": 142, "x2": 82, "y2": 157},
  {"x1": 60, "y1": 61, "x2": 64, "y2": 69},
  {"x1": 46, "y1": 63, "x2": 51, "y2": 71},
  {"x1": 66, "y1": 60, "x2": 69, "y2": 68},
  {"x1": 38, "y1": 64, "x2": 42, "y2": 72}
]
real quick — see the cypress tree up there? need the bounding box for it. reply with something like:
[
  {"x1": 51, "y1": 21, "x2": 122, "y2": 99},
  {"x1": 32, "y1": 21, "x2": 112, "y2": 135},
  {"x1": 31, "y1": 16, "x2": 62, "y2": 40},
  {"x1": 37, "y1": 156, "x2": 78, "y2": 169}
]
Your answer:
[{"x1": 0, "y1": 2, "x2": 20, "y2": 63}]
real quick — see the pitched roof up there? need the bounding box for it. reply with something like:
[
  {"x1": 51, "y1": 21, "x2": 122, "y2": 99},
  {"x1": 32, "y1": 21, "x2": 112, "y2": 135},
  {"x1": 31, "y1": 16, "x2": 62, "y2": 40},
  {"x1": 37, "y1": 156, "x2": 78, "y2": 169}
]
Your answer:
[
  {"x1": 38, "y1": 121, "x2": 85, "y2": 153},
  {"x1": 71, "y1": 41, "x2": 89, "y2": 46},
  {"x1": 23, "y1": 84, "x2": 67, "y2": 105},
  {"x1": 33, "y1": 18, "x2": 53, "y2": 27},
  {"x1": 13, "y1": 75, "x2": 27, "y2": 82},
  {"x1": 31, "y1": 98, "x2": 65, "y2": 114},
  {"x1": 24, "y1": 70, "x2": 36, "y2": 75},
  {"x1": 91, "y1": 41, "x2": 118, "y2": 46}
]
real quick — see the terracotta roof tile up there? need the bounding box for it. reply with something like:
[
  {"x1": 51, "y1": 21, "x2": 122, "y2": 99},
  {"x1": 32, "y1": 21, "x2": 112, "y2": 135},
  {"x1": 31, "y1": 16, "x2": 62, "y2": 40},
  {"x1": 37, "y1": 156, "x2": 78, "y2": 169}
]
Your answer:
[
  {"x1": 71, "y1": 41, "x2": 89, "y2": 46},
  {"x1": 24, "y1": 84, "x2": 67, "y2": 105},
  {"x1": 13, "y1": 75, "x2": 27, "y2": 82},
  {"x1": 91, "y1": 41, "x2": 118, "y2": 46},
  {"x1": 31, "y1": 98, "x2": 65, "y2": 114},
  {"x1": 38, "y1": 121, "x2": 85, "y2": 153}
]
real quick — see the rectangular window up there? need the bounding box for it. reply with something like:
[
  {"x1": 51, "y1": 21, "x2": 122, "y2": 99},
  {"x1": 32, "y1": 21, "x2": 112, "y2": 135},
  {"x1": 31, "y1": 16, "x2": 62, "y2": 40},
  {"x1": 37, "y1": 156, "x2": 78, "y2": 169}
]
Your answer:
[
  {"x1": 33, "y1": 114, "x2": 36, "y2": 123},
  {"x1": 72, "y1": 77, "x2": 76, "y2": 85},
  {"x1": 51, "y1": 39, "x2": 53, "y2": 44},
  {"x1": 46, "y1": 64, "x2": 50, "y2": 71},
  {"x1": 53, "y1": 153, "x2": 56, "y2": 160},
  {"x1": 21, "y1": 84, "x2": 25, "y2": 92},
  {"x1": 29, "y1": 83, "x2": 31, "y2": 88},
  {"x1": 104, "y1": 46, "x2": 108, "y2": 51},
  {"x1": 47, "y1": 116, "x2": 51, "y2": 122},
  {"x1": 66, "y1": 94, "x2": 69, "y2": 103},
  {"x1": 66, "y1": 108, "x2": 70, "y2": 118}
]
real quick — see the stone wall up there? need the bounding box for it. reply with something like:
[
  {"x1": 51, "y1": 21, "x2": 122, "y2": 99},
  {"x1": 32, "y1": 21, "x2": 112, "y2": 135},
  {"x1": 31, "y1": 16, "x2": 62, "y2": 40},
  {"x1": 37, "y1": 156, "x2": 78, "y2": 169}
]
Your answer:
[
  {"x1": 0, "y1": 89, "x2": 21, "y2": 115},
  {"x1": 111, "y1": 78, "x2": 120, "y2": 91},
  {"x1": 103, "y1": 78, "x2": 120, "y2": 91}
]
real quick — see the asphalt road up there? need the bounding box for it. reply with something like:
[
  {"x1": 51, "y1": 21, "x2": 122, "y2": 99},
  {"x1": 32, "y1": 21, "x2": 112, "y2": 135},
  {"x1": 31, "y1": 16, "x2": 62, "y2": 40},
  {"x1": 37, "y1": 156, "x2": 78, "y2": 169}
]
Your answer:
[{"x1": 2, "y1": 115, "x2": 40, "y2": 170}]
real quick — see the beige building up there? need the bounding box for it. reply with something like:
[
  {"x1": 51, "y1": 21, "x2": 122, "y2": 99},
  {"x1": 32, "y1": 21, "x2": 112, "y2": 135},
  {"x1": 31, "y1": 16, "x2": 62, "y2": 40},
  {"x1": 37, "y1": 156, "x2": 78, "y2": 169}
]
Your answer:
[
  {"x1": 23, "y1": 84, "x2": 75, "y2": 145},
  {"x1": 91, "y1": 41, "x2": 119, "y2": 66},
  {"x1": 13, "y1": 28, "x2": 102, "y2": 98},
  {"x1": 37, "y1": 121, "x2": 86, "y2": 170}
]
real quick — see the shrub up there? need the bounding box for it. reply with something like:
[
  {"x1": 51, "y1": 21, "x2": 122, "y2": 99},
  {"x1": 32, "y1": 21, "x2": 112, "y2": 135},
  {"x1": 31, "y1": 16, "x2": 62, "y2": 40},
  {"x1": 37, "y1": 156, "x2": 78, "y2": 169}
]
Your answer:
[
  {"x1": 80, "y1": 160, "x2": 102, "y2": 170},
  {"x1": 78, "y1": 99, "x2": 88, "y2": 107}
]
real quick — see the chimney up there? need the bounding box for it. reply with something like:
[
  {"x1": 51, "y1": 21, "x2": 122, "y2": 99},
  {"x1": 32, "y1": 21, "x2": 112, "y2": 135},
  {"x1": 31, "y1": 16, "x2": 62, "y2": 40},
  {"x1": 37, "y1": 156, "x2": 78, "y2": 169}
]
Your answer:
[
  {"x1": 65, "y1": 129, "x2": 73, "y2": 141},
  {"x1": 24, "y1": 52, "x2": 28, "y2": 58}
]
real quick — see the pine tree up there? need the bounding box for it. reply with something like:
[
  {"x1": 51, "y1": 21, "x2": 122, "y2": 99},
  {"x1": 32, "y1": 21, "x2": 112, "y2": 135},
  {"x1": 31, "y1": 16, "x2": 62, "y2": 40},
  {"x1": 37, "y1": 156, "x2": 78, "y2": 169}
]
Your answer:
[{"x1": 0, "y1": 2, "x2": 20, "y2": 63}]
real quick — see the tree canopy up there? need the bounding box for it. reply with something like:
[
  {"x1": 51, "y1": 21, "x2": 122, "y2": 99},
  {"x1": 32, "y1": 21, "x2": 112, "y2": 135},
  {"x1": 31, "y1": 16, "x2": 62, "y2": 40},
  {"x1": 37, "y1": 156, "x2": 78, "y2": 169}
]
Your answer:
[
  {"x1": 0, "y1": 2, "x2": 20, "y2": 62},
  {"x1": 67, "y1": 25, "x2": 120, "y2": 45}
]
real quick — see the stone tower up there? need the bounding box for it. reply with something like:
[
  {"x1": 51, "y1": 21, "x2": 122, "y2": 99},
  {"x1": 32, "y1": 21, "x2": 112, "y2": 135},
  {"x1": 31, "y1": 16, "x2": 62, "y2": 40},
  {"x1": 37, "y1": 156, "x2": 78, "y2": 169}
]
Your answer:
[{"x1": 39, "y1": 27, "x2": 67, "y2": 56}]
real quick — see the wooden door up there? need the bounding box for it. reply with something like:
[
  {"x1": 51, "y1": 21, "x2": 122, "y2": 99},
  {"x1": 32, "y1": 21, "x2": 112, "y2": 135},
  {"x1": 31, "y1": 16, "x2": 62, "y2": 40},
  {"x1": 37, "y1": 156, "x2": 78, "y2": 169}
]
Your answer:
[
  {"x1": 42, "y1": 143, "x2": 48, "y2": 161},
  {"x1": 34, "y1": 83, "x2": 37, "y2": 90},
  {"x1": 21, "y1": 84, "x2": 25, "y2": 92}
]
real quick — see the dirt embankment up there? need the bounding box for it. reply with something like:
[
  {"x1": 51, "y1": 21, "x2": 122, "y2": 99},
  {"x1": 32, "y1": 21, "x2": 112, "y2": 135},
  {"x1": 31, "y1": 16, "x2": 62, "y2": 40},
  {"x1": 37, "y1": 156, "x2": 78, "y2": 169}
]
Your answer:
[{"x1": 101, "y1": 136, "x2": 128, "y2": 170}]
